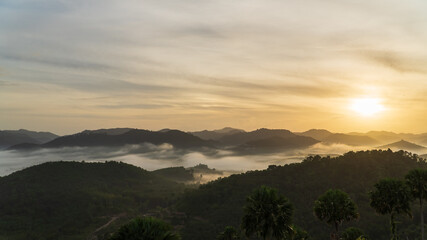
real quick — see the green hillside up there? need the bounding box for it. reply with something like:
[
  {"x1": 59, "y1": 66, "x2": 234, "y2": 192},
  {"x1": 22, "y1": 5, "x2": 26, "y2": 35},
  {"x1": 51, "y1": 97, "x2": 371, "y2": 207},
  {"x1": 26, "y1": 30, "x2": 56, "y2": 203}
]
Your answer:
[
  {"x1": 0, "y1": 161, "x2": 185, "y2": 240},
  {"x1": 1, "y1": 150, "x2": 426, "y2": 240},
  {"x1": 178, "y1": 150, "x2": 427, "y2": 240}
]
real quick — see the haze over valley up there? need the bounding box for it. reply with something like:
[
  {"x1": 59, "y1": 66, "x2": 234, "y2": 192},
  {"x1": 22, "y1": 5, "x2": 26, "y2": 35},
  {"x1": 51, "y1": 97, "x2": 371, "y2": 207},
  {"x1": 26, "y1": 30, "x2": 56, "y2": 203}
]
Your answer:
[{"x1": 2, "y1": 127, "x2": 427, "y2": 177}]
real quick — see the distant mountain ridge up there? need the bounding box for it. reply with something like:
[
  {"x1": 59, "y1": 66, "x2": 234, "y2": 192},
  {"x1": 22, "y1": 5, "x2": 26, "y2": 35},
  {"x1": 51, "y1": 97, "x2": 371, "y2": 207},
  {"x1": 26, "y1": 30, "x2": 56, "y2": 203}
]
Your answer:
[
  {"x1": 243, "y1": 135, "x2": 319, "y2": 149},
  {"x1": 322, "y1": 133, "x2": 379, "y2": 146},
  {"x1": 0, "y1": 129, "x2": 58, "y2": 149},
  {"x1": 6, "y1": 127, "x2": 427, "y2": 153},
  {"x1": 218, "y1": 128, "x2": 296, "y2": 145},
  {"x1": 8, "y1": 129, "x2": 215, "y2": 150},
  {"x1": 189, "y1": 127, "x2": 245, "y2": 141},
  {"x1": 296, "y1": 129, "x2": 333, "y2": 141},
  {"x1": 378, "y1": 140, "x2": 426, "y2": 151},
  {"x1": 7, "y1": 127, "x2": 321, "y2": 153}
]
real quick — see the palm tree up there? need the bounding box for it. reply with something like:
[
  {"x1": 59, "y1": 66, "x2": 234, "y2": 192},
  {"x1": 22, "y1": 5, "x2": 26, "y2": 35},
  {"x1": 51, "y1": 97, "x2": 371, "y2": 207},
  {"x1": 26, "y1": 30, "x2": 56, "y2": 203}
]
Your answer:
[
  {"x1": 109, "y1": 217, "x2": 180, "y2": 240},
  {"x1": 241, "y1": 186, "x2": 294, "y2": 240},
  {"x1": 405, "y1": 168, "x2": 427, "y2": 240},
  {"x1": 341, "y1": 227, "x2": 366, "y2": 240},
  {"x1": 314, "y1": 189, "x2": 359, "y2": 240},
  {"x1": 292, "y1": 225, "x2": 310, "y2": 240},
  {"x1": 217, "y1": 226, "x2": 240, "y2": 240},
  {"x1": 370, "y1": 178, "x2": 412, "y2": 240}
]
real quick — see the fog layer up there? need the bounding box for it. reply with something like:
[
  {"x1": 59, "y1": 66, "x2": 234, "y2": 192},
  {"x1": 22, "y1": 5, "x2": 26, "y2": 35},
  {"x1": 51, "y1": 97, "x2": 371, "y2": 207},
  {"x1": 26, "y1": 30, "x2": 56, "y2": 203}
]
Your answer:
[{"x1": 0, "y1": 143, "x2": 414, "y2": 177}]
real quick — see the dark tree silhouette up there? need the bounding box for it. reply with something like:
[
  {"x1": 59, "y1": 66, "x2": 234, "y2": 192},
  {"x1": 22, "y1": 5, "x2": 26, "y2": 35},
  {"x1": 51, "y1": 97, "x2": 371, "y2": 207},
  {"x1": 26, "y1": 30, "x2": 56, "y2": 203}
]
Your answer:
[
  {"x1": 313, "y1": 189, "x2": 359, "y2": 240},
  {"x1": 405, "y1": 168, "x2": 427, "y2": 240},
  {"x1": 370, "y1": 178, "x2": 412, "y2": 240},
  {"x1": 341, "y1": 227, "x2": 366, "y2": 240},
  {"x1": 217, "y1": 226, "x2": 240, "y2": 240},
  {"x1": 292, "y1": 225, "x2": 310, "y2": 240},
  {"x1": 241, "y1": 186, "x2": 294, "y2": 240},
  {"x1": 109, "y1": 217, "x2": 180, "y2": 240}
]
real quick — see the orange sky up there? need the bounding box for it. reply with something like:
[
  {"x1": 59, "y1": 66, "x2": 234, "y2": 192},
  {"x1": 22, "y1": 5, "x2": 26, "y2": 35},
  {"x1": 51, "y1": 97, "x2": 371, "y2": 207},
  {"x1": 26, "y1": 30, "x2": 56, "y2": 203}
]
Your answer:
[{"x1": 1, "y1": 0, "x2": 427, "y2": 135}]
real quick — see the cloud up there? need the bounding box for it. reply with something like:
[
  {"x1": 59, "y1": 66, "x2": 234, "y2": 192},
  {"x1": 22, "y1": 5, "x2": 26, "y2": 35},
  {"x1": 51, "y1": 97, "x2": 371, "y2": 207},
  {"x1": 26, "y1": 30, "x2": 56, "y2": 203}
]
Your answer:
[
  {"x1": 1, "y1": 0, "x2": 427, "y2": 133},
  {"x1": 361, "y1": 50, "x2": 427, "y2": 74},
  {"x1": 0, "y1": 142, "x2": 383, "y2": 177}
]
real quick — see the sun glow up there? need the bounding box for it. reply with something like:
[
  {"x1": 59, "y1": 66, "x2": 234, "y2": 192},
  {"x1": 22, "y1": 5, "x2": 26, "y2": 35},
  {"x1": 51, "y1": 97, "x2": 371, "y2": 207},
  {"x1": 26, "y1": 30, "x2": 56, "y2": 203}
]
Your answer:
[{"x1": 350, "y1": 98, "x2": 385, "y2": 117}]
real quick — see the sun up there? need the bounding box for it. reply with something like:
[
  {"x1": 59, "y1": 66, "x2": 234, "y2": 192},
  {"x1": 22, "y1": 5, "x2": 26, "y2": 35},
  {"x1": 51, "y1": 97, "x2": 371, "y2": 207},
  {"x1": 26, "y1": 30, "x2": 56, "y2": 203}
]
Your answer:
[{"x1": 350, "y1": 98, "x2": 385, "y2": 117}]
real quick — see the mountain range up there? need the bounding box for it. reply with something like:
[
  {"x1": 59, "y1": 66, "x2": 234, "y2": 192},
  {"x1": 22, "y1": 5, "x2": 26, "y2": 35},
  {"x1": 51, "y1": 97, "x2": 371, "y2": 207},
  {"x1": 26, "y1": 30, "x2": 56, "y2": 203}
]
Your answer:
[
  {"x1": 3, "y1": 127, "x2": 427, "y2": 153},
  {"x1": 0, "y1": 129, "x2": 58, "y2": 149}
]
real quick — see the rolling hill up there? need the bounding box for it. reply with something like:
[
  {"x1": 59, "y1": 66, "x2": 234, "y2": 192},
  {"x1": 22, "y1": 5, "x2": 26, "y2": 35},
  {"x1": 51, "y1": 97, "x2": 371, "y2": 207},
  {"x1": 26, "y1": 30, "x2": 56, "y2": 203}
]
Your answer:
[
  {"x1": 0, "y1": 129, "x2": 58, "y2": 149},
  {"x1": 178, "y1": 150, "x2": 427, "y2": 240},
  {"x1": 189, "y1": 127, "x2": 245, "y2": 141},
  {"x1": 378, "y1": 140, "x2": 426, "y2": 152},
  {"x1": 296, "y1": 129, "x2": 333, "y2": 141},
  {"x1": 217, "y1": 128, "x2": 318, "y2": 146},
  {"x1": 8, "y1": 129, "x2": 215, "y2": 150},
  {"x1": 0, "y1": 150, "x2": 425, "y2": 239},
  {"x1": 0, "y1": 161, "x2": 186, "y2": 240},
  {"x1": 321, "y1": 133, "x2": 379, "y2": 146},
  {"x1": 242, "y1": 135, "x2": 319, "y2": 151}
]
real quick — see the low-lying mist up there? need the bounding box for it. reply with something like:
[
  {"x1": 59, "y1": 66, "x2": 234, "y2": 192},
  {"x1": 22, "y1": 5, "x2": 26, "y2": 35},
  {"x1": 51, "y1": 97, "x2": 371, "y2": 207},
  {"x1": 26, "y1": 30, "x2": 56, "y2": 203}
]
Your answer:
[{"x1": 0, "y1": 143, "x2": 420, "y2": 177}]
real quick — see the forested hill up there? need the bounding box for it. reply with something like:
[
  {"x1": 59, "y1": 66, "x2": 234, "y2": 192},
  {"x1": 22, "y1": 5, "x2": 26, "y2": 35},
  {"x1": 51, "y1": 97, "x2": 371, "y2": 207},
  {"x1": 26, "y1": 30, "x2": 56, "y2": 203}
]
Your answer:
[
  {"x1": 0, "y1": 161, "x2": 186, "y2": 240},
  {"x1": 0, "y1": 150, "x2": 426, "y2": 239},
  {"x1": 178, "y1": 150, "x2": 427, "y2": 240}
]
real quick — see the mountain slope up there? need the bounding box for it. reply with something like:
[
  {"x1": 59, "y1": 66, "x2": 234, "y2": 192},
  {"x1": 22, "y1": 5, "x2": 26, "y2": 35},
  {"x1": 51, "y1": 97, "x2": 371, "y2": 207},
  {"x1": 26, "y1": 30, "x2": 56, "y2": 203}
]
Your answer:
[
  {"x1": 9, "y1": 129, "x2": 215, "y2": 150},
  {"x1": 322, "y1": 133, "x2": 379, "y2": 146},
  {"x1": 216, "y1": 128, "x2": 319, "y2": 152},
  {"x1": 0, "y1": 129, "x2": 58, "y2": 149},
  {"x1": 189, "y1": 127, "x2": 245, "y2": 141},
  {"x1": 0, "y1": 161, "x2": 185, "y2": 239},
  {"x1": 296, "y1": 129, "x2": 333, "y2": 141},
  {"x1": 378, "y1": 140, "x2": 426, "y2": 151},
  {"x1": 218, "y1": 128, "x2": 315, "y2": 145},
  {"x1": 242, "y1": 135, "x2": 319, "y2": 151},
  {"x1": 178, "y1": 150, "x2": 426, "y2": 240}
]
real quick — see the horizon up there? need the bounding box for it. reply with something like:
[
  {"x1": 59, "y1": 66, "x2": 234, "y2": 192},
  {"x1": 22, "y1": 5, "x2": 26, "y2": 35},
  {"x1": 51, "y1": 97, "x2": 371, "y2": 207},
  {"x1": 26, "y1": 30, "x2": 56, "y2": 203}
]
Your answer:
[
  {"x1": 5, "y1": 126, "x2": 427, "y2": 136},
  {"x1": 2, "y1": 1, "x2": 427, "y2": 134}
]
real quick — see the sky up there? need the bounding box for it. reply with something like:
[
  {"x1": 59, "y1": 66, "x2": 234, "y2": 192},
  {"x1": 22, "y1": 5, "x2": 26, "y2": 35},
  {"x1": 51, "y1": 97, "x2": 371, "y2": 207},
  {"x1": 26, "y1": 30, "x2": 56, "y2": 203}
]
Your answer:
[{"x1": 1, "y1": 0, "x2": 427, "y2": 135}]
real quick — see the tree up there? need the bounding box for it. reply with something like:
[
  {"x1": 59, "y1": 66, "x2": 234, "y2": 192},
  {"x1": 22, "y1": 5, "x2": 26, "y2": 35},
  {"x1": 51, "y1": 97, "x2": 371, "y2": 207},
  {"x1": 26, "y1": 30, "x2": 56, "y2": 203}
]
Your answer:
[
  {"x1": 292, "y1": 225, "x2": 310, "y2": 240},
  {"x1": 109, "y1": 217, "x2": 180, "y2": 240},
  {"x1": 313, "y1": 189, "x2": 359, "y2": 240},
  {"x1": 341, "y1": 227, "x2": 366, "y2": 240},
  {"x1": 241, "y1": 186, "x2": 294, "y2": 240},
  {"x1": 217, "y1": 226, "x2": 240, "y2": 240},
  {"x1": 405, "y1": 168, "x2": 427, "y2": 240},
  {"x1": 370, "y1": 178, "x2": 412, "y2": 240}
]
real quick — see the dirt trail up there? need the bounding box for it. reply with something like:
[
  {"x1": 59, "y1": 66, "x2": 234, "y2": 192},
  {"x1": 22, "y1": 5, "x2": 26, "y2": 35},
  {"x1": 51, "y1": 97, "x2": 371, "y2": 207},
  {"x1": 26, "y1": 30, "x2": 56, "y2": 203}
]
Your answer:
[{"x1": 90, "y1": 213, "x2": 126, "y2": 239}]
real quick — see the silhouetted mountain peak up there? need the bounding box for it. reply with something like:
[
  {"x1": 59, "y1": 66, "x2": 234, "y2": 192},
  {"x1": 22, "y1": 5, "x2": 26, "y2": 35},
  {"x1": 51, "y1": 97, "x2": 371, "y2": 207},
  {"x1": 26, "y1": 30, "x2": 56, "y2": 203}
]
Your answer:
[
  {"x1": 297, "y1": 129, "x2": 333, "y2": 141},
  {"x1": 81, "y1": 128, "x2": 133, "y2": 135},
  {"x1": 11, "y1": 128, "x2": 215, "y2": 150},
  {"x1": 189, "y1": 127, "x2": 245, "y2": 141},
  {"x1": 378, "y1": 139, "x2": 426, "y2": 151},
  {"x1": 215, "y1": 127, "x2": 245, "y2": 134},
  {"x1": 0, "y1": 129, "x2": 58, "y2": 149},
  {"x1": 322, "y1": 133, "x2": 379, "y2": 146}
]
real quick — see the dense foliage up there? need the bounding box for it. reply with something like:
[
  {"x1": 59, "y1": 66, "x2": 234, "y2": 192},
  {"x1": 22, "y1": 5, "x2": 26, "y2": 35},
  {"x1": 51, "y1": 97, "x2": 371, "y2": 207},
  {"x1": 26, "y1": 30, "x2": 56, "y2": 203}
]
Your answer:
[
  {"x1": 1, "y1": 150, "x2": 426, "y2": 240},
  {"x1": 110, "y1": 217, "x2": 180, "y2": 240},
  {"x1": 241, "y1": 186, "x2": 293, "y2": 240},
  {"x1": 341, "y1": 227, "x2": 365, "y2": 240},
  {"x1": 0, "y1": 161, "x2": 185, "y2": 240},
  {"x1": 178, "y1": 150, "x2": 427, "y2": 239},
  {"x1": 216, "y1": 226, "x2": 240, "y2": 240},
  {"x1": 405, "y1": 168, "x2": 427, "y2": 240},
  {"x1": 370, "y1": 179, "x2": 412, "y2": 240},
  {"x1": 314, "y1": 189, "x2": 359, "y2": 239}
]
